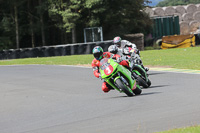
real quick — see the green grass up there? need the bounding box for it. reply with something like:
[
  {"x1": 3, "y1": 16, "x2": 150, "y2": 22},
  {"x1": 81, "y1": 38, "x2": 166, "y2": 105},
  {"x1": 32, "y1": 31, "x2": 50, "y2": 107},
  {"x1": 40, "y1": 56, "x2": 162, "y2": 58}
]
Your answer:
[
  {"x1": 0, "y1": 47, "x2": 200, "y2": 70},
  {"x1": 156, "y1": 125, "x2": 200, "y2": 133},
  {"x1": 140, "y1": 47, "x2": 200, "y2": 70},
  {"x1": 0, "y1": 55, "x2": 94, "y2": 66}
]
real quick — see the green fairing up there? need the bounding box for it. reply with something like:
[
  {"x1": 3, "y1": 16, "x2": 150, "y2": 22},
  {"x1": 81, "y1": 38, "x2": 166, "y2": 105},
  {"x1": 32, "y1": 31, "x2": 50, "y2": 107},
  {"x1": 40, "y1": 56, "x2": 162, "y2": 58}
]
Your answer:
[
  {"x1": 134, "y1": 70, "x2": 141, "y2": 76},
  {"x1": 132, "y1": 64, "x2": 148, "y2": 82},
  {"x1": 100, "y1": 58, "x2": 135, "y2": 92}
]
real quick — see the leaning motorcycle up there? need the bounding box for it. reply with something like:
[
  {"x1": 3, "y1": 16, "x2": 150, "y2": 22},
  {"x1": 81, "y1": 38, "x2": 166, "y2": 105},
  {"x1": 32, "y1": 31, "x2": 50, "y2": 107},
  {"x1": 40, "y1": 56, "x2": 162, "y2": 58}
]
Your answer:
[
  {"x1": 99, "y1": 57, "x2": 142, "y2": 96},
  {"x1": 130, "y1": 59, "x2": 151, "y2": 88},
  {"x1": 108, "y1": 45, "x2": 151, "y2": 89}
]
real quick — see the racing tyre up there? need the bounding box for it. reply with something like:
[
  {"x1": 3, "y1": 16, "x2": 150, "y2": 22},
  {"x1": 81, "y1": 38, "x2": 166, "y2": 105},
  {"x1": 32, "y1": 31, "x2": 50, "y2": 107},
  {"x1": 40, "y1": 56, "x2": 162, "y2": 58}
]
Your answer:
[
  {"x1": 132, "y1": 87, "x2": 142, "y2": 95},
  {"x1": 137, "y1": 76, "x2": 148, "y2": 88},
  {"x1": 115, "y1": 78, "x2": 133, "y2": 97},
  {"x1": 147, "y1": 79, "x2": 151, "y2": 87}
]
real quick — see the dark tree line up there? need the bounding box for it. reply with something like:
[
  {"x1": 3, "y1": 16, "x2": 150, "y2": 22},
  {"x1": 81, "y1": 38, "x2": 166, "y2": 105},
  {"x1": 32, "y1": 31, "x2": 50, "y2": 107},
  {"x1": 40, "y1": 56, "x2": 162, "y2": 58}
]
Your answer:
[{"x1": 0, "y1": 0, "x2": 152, "y2": 50}]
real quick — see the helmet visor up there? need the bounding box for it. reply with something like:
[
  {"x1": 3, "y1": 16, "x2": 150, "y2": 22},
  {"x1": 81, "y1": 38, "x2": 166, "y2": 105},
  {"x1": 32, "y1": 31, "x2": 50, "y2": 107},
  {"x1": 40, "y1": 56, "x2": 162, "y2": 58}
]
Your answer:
[
  {"x1": 94, "y1": 52, "x2": 102, "y2": 60},
  {"x1": 115, "y1": 42, "x2": 121, "y2": 47}
]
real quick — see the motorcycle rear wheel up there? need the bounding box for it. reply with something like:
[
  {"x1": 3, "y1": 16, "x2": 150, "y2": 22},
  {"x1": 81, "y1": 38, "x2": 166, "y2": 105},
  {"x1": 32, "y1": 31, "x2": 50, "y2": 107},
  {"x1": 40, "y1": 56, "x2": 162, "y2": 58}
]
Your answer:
[{"x1": 115, "y1": 78, "x2": 133, "y2": 97}]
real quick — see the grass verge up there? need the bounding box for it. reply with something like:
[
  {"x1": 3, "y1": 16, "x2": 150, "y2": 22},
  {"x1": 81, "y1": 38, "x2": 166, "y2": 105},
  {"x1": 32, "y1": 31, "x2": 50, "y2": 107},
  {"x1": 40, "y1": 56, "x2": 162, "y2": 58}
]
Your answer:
[
  {"x1": 0, "y1": 47, "x2": 200, "y2": 70},
  {"x1": 141, "y1": 47, "x2": 200, "y2": 70},
  {"x1": 0, "y1": 55, "x2": 94, "y2": 66},
  {"x1": 156, "y1": 125, "x2": 200, "y2": 133}
]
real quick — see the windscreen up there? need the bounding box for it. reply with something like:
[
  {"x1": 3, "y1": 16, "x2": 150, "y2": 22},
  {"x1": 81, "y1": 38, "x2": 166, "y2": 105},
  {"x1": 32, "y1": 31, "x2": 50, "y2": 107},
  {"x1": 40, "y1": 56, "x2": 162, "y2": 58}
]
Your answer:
[{"x1": 100, "y1": 58, "x2": 110, "y2": 70}]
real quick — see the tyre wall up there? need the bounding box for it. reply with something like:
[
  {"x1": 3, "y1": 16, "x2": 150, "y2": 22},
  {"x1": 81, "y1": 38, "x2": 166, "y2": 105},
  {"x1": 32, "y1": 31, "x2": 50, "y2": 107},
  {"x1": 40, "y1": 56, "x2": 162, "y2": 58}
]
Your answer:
[{"x1": 0, "y1": 41, "x2": 113, "y2": 60}]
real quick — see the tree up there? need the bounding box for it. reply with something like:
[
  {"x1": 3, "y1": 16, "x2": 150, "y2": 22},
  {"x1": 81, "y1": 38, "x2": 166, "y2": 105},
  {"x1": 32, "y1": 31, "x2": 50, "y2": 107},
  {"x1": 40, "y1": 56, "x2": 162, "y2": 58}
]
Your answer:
[
  {"x1": 48, "y1": 0, "x2": 83, "y2": 43},
  {"x1": 14, "y1": 2, "x2": 20, "y2": 49},
  {"x1": 0, "y1": 0, "x2": 152, "y2": 50},
  {"x1": 27, "y1": 0, "x2": 35, "y2": 48},
  {"x1": 93, "y1": 0, "x2": 152, "y2": 39},
  {"x1": 0, "y1": 0, "x2": 24, "y2": 49},
  {"x1": 38, "y1": 0, "x2": 46, "y2": 46},
  {"x1": 83, "y1": 0, "x2": 105, "y2": 27}
]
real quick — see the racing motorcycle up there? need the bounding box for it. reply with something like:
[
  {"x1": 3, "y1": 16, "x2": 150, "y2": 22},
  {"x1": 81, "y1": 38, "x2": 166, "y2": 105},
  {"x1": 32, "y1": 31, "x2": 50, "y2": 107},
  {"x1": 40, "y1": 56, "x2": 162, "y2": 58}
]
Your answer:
[
  {"x1": 99, "y1": 57, "x2": 142, "y2": 96},
  {"x1": 108, "y1": 45, "x2": 151, "y2": 88},
  {"x1": 129, "y1": 59, "x2": 151, "y2": 88},
  {"x1": 123, "y1": 47, "x2": 151, "y2": 88}
]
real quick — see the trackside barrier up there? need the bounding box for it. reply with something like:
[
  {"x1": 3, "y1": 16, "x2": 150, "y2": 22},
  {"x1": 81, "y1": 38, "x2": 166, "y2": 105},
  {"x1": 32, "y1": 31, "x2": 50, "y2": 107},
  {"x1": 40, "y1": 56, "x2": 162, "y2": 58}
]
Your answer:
[
  {"x1": 0, "y1": 41, "x2": 113, "y2": 60},
  {"x1": 0, "y1": 33, "x2": 144, "y2": 60}
]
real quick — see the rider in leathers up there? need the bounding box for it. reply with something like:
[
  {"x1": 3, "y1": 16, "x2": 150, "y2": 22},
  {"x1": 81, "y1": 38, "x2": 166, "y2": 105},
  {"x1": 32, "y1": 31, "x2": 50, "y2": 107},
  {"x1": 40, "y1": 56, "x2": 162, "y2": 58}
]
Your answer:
[
  {"x1": 91, "y1": 46, "x2": 133, "y2": 93},
  {"x1": 111, "y1": 36, "x2": 149, "y2": 71}
]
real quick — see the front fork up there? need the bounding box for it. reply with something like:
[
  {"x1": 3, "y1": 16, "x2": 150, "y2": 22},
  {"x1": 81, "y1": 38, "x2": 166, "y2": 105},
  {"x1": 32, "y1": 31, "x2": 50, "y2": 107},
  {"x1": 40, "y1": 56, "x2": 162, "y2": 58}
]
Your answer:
[
  {"x1": 132, "y1": 66, "x2": 148, "y2": 82},
  {"x1": 113, "y1": 72, "x2": 131, "y2": 92}
]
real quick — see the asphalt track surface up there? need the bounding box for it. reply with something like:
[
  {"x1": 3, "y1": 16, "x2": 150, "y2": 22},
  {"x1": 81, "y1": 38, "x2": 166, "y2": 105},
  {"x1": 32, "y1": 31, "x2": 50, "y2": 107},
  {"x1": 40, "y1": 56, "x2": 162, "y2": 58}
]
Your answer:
[{"x1": 0, "y1": 65, "x2": 200, "y2": 133}]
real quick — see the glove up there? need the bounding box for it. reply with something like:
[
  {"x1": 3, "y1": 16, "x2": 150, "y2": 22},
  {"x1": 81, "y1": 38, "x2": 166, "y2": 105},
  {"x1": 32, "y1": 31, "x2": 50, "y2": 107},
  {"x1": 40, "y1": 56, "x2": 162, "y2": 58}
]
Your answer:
[
  {"x1": 99, "y1": 74, "x2": 102, "y2": 80},
  {"x1": 116, "y1": 57, "x2": 122, "y2": 63},
  {"x1": 124, "y1": 47, "x2": 129, "y2": 54}
]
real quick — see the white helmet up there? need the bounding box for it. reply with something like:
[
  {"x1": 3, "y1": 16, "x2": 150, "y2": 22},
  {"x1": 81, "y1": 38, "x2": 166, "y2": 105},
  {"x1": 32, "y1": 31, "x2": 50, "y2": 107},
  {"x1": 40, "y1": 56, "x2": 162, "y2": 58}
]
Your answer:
[{"x1": 108, "y1": 45, "x2": 118, "y2": 54}]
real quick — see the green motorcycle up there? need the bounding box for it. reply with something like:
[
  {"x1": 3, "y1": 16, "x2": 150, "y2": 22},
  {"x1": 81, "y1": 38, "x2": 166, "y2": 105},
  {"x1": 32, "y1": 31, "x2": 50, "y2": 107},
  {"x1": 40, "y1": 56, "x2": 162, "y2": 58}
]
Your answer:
[
  {"x1": 130, "y1": 60, "x2": 151, "y2": 88},
  {"x1": 99, "y1": 57, "x2": 142, "y2": 96}
]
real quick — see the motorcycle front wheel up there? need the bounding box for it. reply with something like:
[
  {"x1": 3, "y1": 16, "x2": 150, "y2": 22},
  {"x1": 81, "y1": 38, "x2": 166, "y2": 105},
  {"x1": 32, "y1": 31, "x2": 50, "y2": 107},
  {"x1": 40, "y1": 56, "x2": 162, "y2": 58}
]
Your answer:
[
  {"x1": 115, "y1": 78, "x2": 133, "y2": 97},
  {"x1": 132, "y1": 86, "x2": 142, "y2": 95},
  {"x1": 147, "y1": 79, "x2": 151, "y2": 87},
  {"x1": 137, "y1": 76, "x2": 148, "y2": 88}
]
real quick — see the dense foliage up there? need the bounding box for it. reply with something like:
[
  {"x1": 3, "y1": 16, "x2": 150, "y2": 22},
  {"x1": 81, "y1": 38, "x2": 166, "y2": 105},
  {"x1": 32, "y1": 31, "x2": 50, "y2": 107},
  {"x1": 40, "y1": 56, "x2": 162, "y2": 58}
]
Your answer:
[
  {"x1": 157, "y1": 0, "x2": 200, "y2": 7},
  {"x1": 0, "y1": 0, "x2": 152, "y2": 50}
]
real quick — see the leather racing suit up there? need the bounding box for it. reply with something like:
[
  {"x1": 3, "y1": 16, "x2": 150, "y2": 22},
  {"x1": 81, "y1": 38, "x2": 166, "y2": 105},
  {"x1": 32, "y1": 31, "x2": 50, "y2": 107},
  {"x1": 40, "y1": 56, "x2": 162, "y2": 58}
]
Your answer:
[{"x1": 91, "y1": 52, "x2": 129, "y2": 93}]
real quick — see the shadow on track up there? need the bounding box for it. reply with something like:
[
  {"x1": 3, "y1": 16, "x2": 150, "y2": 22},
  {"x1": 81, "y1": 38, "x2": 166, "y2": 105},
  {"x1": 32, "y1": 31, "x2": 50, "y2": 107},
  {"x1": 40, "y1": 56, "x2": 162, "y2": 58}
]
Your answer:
[
  {"x1": 104, "y1": 85, "x2": 169, "y2": 99},
  {"x1": 140, "y1": 92, "x2": 162, "y2": 96},
  {"x1": 148, "y1": 72, "x2": 165, "y2": 76},
  {"x1": 148, "y1": 85, "x2": 169, "y2": 89},
  {"x1": 106, "y1": 91, "x2": 161, "y2": 99}
]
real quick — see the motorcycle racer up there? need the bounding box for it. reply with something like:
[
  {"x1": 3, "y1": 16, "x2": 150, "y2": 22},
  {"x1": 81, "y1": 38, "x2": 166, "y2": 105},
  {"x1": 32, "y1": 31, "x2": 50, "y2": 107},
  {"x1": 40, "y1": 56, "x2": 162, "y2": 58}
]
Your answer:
[
  {"x1": 112, "y1": 36, "x2": 149, "y2": 71},
  {"x1": 113, "y1": 36, "x2": 139, "y2": 54},
  {"x1": 91, "y1": 46, "x2": 130, "y2": 93}
]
